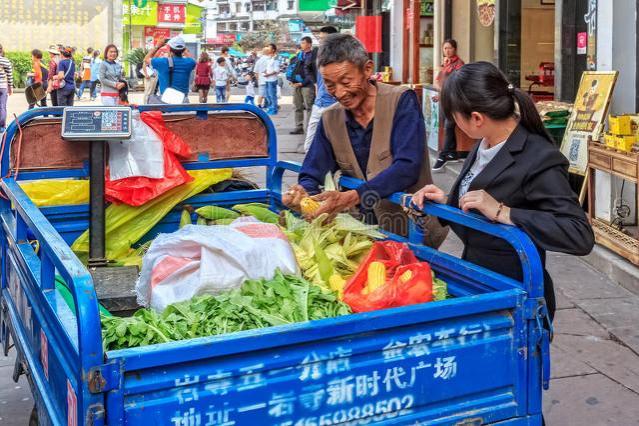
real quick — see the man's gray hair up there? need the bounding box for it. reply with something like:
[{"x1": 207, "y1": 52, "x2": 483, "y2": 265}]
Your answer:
[{"x1": 317, "y1": 34, "x2": 369, "y2": 69}]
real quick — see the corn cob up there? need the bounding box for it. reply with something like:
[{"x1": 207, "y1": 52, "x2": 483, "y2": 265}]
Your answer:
[
  {"x1": 328, "y1": 274, "x2": 346, "y2": 299},
  {"x1": 179, "y1": 209, "x2": 192, "y2": 229},
  {"x1": 196, "y1": 216, "x2": 207, "y2": 226},
  {"x1": 195, "y1": 205, "x2": 240, "y2": 220},
  {"x1": 399, "y1": 269, "x2": 413, "y2": 283},
  {"x1": 365, "y1": 261, "x2": 386, "y2": 294},
  {"x1": 300, "y1": 197, "x2": 321, "y2": 216},
  {"x1": 232, "y1": 204, "x2": 280, "y2": 224}
]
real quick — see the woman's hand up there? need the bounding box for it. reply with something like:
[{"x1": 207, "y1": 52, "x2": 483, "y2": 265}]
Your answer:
[
  {"x1": 282, "y1": 185, "x2": 309, "y2": 211},
  {"x1": 116, "y1": 82, "x2": 125, "y2": 90},
  {"x1": 459, "y1": 190, "x2": 512, "y2": 224},
  {"x1": 412, "y1": 184, "x2": 447, "y2": 208},
  {"x1": 432, "y1": 95, "x2": 439, "y2": 102}
]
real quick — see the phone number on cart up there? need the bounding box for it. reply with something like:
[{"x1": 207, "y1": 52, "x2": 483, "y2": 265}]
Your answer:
[{"x1": 288, "y1": 395, "x2": 415, "y2": 426}]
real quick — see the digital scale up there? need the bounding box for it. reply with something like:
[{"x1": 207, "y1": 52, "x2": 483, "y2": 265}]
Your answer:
[{"x1": 62, "y1": 107, "x2": 139, "y2": 313}]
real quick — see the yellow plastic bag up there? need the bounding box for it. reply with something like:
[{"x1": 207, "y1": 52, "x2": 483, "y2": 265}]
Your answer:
[
  {"x1": 20, "y1": 180, "x2": 89, "y2": 206},
  {"x1": 71, "y1": 169, "x2": 233, "y2": 264}
]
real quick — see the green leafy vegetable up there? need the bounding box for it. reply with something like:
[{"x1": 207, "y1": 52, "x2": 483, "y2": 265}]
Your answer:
[{"x1": 101, "y1": 271, "x2": 351, "y2": 351}]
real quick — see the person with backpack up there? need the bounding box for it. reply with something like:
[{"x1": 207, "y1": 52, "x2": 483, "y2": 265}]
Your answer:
[
  {"x1": 144, "y1": 36, "x2": 196, "y2": 104},
  {"x1": 288, "y1": 37, "x2": 316, "y2": 135}
]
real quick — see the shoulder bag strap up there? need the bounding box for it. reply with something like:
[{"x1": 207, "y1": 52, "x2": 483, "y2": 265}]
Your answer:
[{"x1": 167, "y1": 56, "x2": 174, "y2": 88}]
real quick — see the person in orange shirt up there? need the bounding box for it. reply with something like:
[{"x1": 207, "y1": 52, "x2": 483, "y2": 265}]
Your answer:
[
  {"x1": 76, "y1": 47, "x2": 94, "y2": 100},
  {"x1": 26, "y1": 49, "x2": 46, "y2": 109}
]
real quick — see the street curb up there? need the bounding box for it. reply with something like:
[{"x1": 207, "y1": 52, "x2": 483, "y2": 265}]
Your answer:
[{"x1": 438, "y1": 153, "x2": 639, "y2": 296}]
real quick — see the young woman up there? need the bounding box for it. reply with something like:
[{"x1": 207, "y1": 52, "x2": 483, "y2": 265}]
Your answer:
[
  {"x1": 432, "y1": 39, "x2": 465, "y2": 171},
  {"x1": 413, "y1": 62, "x2": 594, "y2": 321},
  {"x1": 194, "y1": 51, "x2": 212, "y2": 103},
  {"x1": 99, "y1": 44, "x2": 124, "y2": 106},
  {"x1": 54, "y1": 47, "x2": 76, "y2": 107}
]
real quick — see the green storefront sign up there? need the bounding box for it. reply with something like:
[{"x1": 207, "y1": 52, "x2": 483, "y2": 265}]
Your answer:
[
  {"x1": 123, "y1": 0, "x2": 157, "y2": 26},
  {"x1": 185, "y1": 3, "x2": 203, "y2": 35},
  {"x1": 299, "y1": 0, "x2": 332, "y2": 12}
]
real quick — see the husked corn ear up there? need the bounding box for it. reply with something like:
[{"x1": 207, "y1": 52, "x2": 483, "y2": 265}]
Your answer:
[
  {"x1": 329, "y1": 274, "x2": 346, "y2": 299},
  {"x1": 195, "y1": 205, "x2": 239, "y2": 220},
  {"x1": 232, "y1": 204, "x2": 280, "y2": 223},
  {"x1": 399, "y1": 270, "x2": 413, "y2": 283},
  {"x1": 300, "y1": 197, "x2": 321, "y2": 216},
  {"x1": 179, "y1": 209, "x2": 192, "y2": 229},
  {"x1": 365, "y1": 261, "x2": 386, "y2": 293}
]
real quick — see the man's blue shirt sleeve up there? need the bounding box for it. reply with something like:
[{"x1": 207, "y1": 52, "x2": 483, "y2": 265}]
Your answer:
[{"x1": 299, "y1": 118, "x2": 338, "y2": 195}]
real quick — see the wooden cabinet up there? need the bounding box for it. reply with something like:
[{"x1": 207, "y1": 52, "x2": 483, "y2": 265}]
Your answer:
[{"x1": 587, "y1": 142, "x2": 639, "y2": 265}]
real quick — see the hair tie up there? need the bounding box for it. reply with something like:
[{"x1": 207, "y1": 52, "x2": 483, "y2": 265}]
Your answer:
[{"x1": 507, "y1": 83, "x2": 515, "y2": 95}]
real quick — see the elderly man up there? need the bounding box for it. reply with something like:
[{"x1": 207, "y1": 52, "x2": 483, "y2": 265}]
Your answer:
[{"x1": 283, "y1": 34, "x2": 447, "y2": 247}]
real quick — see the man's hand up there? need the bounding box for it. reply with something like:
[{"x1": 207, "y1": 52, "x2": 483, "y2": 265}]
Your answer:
[
  {"x1": 432, "y1": 95, "x2": 439, "y2": 102},
  {"x1": 7, "y1": 87, "x2": 12, "y2": 96},
  {"x1": 293, "y1": 83, "x2": 302, "y2": 88},
  {"x1": 282, "y1": 185, "x2": 309, "y2": 211},
  {"x1": 310, "y1": 190, "x2": 360, "y2": 219}
]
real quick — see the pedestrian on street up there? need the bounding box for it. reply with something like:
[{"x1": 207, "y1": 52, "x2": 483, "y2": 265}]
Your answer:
[
  {"x1": 302, "y1": 26, "x2": 339, "y2": 152},
  {"x1": 220, "y1": 46, "x2": 237, "y2": 102},
  {"x1": 26, "y1": 49, "x2": 47, "y2": 109},
  {"x1": 45, "y1": 45, "x2": 60, "y2": 107},
  {"x1": 412, "y1": 61, "x2": 595, "y2": 322},
  {"x1": 76, "y1": 47, "x2": 94, "y2": 100},
  {"x1": 283, "y1": 34, "x2": 447, "y2": 248},
  {"x1": 263, "y1": 43, "x2": 280, "y2": 115},
  {"x1": 253, "y1": 47, "x2": 270, "y2": 109},
  {"x1": 89, "y1": 50, "x2": 102, "y2": 101},
  {"x1": 145, "y1": 36, "x2": 196, "y2": 104},
  {"x1": 194, "y1": 51, "x2": 213, "y2": 103},
  {"x1": 0, "y1": 44, "x2": 13, "y2": 132},
  {"x1": 289, "y1": 36, "x2": 317, "y2": 135},
  {"x1": 244, "y1": 71, "x2": 257, "y2": 105},
  {"x1": 214, "y1": 57, "x2": 229, "y2": 103},
  {"x1": 54, "y1": 47, "x2": 76, "y2": 107},
  {"x1": 432, "y1": 39, "x2": 465, "y2": 172},
  {"x1": 99, "y1": 44, "x2": 124, "y2": 106}
]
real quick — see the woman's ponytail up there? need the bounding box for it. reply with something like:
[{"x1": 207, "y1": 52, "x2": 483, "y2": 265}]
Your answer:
[
  {"x1": 441, "y1": 61, "x2": 553, "y2": 143},
  {"x1": 512, "y1": 87, "x2": 554, "y2": 143}
]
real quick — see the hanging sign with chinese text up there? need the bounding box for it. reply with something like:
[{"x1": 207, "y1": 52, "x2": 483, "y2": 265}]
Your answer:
[{"x1": 158, "y1": 3, "x2": 186, "y2": 25}]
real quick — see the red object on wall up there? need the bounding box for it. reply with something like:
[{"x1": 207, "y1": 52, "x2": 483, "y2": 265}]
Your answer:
[
  {"x1": 158, "y1": 3, "x2": 186, "y2": 25},
  {"x1": 355, "y1": 15, "x2": 382, "y2": 53}
]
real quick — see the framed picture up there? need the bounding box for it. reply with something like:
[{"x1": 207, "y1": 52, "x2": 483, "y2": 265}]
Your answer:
[{"x1": 560, "y1": 71, "x2": 618, "y2": 176}]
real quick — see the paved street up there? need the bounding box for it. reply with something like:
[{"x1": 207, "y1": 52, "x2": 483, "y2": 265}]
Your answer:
[{"x1": 1, "y1": 91, "x2": 639, "y2": 425}]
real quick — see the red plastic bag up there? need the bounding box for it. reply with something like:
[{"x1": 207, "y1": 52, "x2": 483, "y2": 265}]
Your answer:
[
  {"x1": 105, "y1": 111, "x2": 193, "y2": 206},
  {"x1": 343, "y1": 241, "x2": 433, "y2": 313}
]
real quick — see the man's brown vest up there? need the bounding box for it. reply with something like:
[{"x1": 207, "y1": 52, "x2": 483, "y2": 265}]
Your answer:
[{"x1": 321, "y1": 82, "x2": 448, "y2": 248}]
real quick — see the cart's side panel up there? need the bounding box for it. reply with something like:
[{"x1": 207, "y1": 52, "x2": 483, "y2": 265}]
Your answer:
[
  {"x1": 0, "y1": 179, "x2": 105, "y2": 426},
  {"x1": 107, "y1": 303, "x2": 527, "y2": 426}
]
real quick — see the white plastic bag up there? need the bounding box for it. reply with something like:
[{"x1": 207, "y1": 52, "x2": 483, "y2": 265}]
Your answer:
[
  {"x1": 136, "y1": 218, "x2": 300, "y2": 311},
  {"x1": 108, "y1": 112, "x2": 165, "y2": 181}
]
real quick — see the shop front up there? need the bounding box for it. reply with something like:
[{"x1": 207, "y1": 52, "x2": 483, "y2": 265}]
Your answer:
[{"x1": 123, "y1": 0, "x2": 203, "y2": 53}]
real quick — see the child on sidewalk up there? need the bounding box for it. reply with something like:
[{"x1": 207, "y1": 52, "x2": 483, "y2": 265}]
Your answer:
[
  {"x1": 244, "y1": 72, "x2": 256, "y2": 105},
  {"x1": 214, "y1": 57, "x2": 229, "y2": 103}
]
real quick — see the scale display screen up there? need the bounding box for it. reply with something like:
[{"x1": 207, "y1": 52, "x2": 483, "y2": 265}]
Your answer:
[{"x1": 61, "y1": 107, "x2": 132, "y2": 140}]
